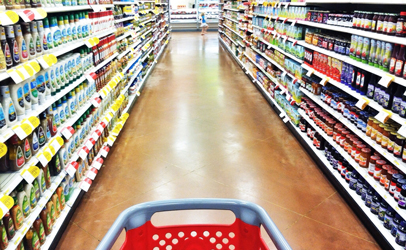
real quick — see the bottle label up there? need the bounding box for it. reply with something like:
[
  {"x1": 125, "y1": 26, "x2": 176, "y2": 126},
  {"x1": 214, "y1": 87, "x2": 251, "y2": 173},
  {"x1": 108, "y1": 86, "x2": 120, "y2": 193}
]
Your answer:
[
  {"x1": 24, "y1": 138, "x2": 31, "y2": 159},
  {"x1": 1, "y1": 226, "x2": 8, "y2": 246},
  {"x1": 50, "y1": 204, "x2": 55, "y2": 221},
  {"x1": 0, "y1": 107, "x2": 6, "y2": 129},
  {"x1": 15, "y1": 208, "x2": 22, "y2": 228},
  {"x1": 60, "y1": 192, "x2": 65, "y2": 208},
  {"x1": 33, "y1": 180, "x2": 39, "y2": 199},
  {"x1": 393, "y1": 96, "x2": 402, "y2": 113},
  {"x1": 55, "y1": 196, "x2": 60, "y2": 212},
  {"x1": 44, "y1": 71, "x2": 50, "y2": 90},
  {"x1": 30, "y1": 79, "x2": 38, "y2": 99},
  {"x1": 30, "y1": 187, "x2": 36, "y2": 208},
  {"x1": 23, "y1": 83, "x2": 30, "y2": 103},
  {"x1": 4, "y1": 43, "x2": 12, "y2": 67},
  {"x1": 16, "y1": 146, "x2": 24, "y2": 168},
  {"x1": 396, "y1": 60, "x2": 404, "y2": 76},
  {"x1": 55, "y1": 154, "x2": 61, "y2": 172},
  {"x1": 397, "y1": 21, "x2": 403, "y2": 33},
  {"x1": 7, "y1": 217, "x2": 15, "y2": 237},
  {"x1": 36, "y1": 75, "x2": 45, "y2": 93},
  {"x1": 35, "y1": 36, "x2": 41, "y2": 54},
  {"x1": 16, "y1": 87, "x2": 24, "y2": 109},
  {"x1": 31, "y1": 231, "x2": 40, "y2": 250},
  {"x1": 52, "y1": 114, "x2": 58, "y2": 133},
  {"x1": 46, "y1": 213, "x2": 51, "y2": 230},
  {"x1": 388, "y1": 21, "x2": 397, "y2": 34},
  {"x1": 40, "y1": 175, "x2": 45, "y2": 191},
  {"x1": 59, "y1": 109, "x2": 65, "y2": 122},
  {"x1": 46, "y1": 125, "x2": 51, "y2": 141},
  {"x1": 21, "y1": 39, "x2": 28, "y2": 60},
  {"x1": 53, "y1": 30, "x2": 61, "y2": 47},
  {"x1": 42, "y1": 34, "x2": 48, "y2": 51},
  {"x1": 32, "y1": 132, "x2": 39, "y2": 152},
  {"x1": 394, "y1": 143, "x2": 402, "y2": 156},
  {"x1": 46, "y1": 33, "x2": 53, "y2": 50},
  {"x1": 22, "y1": 196, "x2": 29, "y2": 217},
  {"x1": 39, "y1": 223, "x2": 45, "y2": 243},
  {"x1": 70, "y1": 101, "x2": 75, "y2": 113}
]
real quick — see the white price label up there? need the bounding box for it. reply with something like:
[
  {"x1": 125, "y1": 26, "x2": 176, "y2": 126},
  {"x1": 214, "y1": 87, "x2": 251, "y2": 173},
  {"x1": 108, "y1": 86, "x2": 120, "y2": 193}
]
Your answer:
[
  {"x1": 86, "y1": 170, "x2": 97, "y2": 180},
  {"x1": 279, "y1": 112, "x2": 286, "y2": 118},
  {"x1": 7, "y1": 69, "x2": 24, "y2": 83},
  {"x1": 92, "y1": 160, "x2": 102, "y2": 170},
  {"x1": 320, "y1": 77, "x2": 329, "y2": 86},
  {"x1": 78, "y1": 148, "x2": 89, "y2": 160},
  {"x1": 91, "y1": 132, "x2": 99, "y2": 141},
  {"x1": 355, "y1": 98, "x2": 369, "y2": 110},
  {"x1": 100, "y1": 149, "x2": 108, "y2": 158},
  {"x1": 65, "y1": 164, "x2": 77, "y2": 177},
  {"x1": 283, "y1": 116, "x2": 290, "y2": 123},
  {"x1": 21, "y1": 169, "x2": 35, "y2": 184},
  {"x1": 306, "y1": 68, "x2": 314, "y2": 77},
  {"x1": 80, "y1": 181, "x2": 91, "y2": 192},
  {"x1": 398, "y1": 125, "x2": 406, "y2": 138},
  {"x1": 85, "y1": 140, "x2": 94, "y2": 150},
  {"x1": 378, "y1": 74, "x2": 394, "y2": 88},
  {"x1": 61, "y1": 127, "x2": 74, "y2": 140},
  {"x1": 375, "y1": 110, "x2": 392, "y2": 124},
  {"x1": 291, "y1": 20, "x2": 297, "y2": 26}
]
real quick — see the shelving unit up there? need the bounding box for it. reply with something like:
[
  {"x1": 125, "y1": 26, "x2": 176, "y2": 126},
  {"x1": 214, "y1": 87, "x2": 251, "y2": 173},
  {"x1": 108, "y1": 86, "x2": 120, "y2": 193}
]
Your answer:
[{"x1": 0, "y1": 1, "x2": 171, "y2": 249}]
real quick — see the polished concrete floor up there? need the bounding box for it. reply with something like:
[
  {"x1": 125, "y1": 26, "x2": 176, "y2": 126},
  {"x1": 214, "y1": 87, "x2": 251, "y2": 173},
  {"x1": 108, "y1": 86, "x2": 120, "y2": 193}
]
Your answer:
[{"x1": 57, "y1": 32, "x2": 381, "y2": 250}]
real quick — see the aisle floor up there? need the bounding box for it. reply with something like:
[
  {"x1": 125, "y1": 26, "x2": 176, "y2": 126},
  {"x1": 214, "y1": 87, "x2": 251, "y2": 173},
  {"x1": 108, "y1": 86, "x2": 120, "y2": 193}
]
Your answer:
[{"x1": 57, "y1": 32, "x2": 381, "y2": 250}]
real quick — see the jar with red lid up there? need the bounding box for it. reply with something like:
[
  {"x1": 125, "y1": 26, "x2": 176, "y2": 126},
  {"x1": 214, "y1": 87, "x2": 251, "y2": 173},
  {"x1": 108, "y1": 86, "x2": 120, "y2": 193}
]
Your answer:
[
  {"x1": 351, "y1": 140, "x2": 360, "y2": 159},
  {"x1": 380, "y1": 165, "x2": 391, "y2": 186},
  {"x1": 359, "y1": 148, "x2": 371, "y2": 168},
  {"x1": 355, "y1": 144, "x2": 366, "y2": 162},
  {"x1": 333, "y1": 123, "x2": 342, "y2": 140},
  {"x1": 308, "y1": 105, "x2": 316, "y2": 119},
  {"x1": 340, "y1": 131, "x2": 350, "y2": 148},
  {"x1": 368, "y1": 155, "x2": 380, "y2": 176},
  {"x1": 394, "y1": 135, "x2": 405, "y2": 158},
  {"x1": 374, "y1": 160, "x2": 386, "y2": 180},
  {"x1": 396, "y1": 12, "x2": 406, "y2": 37},
  {"x1": 386, "y1": 166, "x2": 393, "y2": 190},
  {"x1": 344, "y1": 134, "x2": 352, "y2": 152}
]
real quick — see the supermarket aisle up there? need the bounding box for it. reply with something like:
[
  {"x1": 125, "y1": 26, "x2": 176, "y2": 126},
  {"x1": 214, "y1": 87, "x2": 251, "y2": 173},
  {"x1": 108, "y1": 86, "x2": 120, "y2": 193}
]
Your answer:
[{"x1": 57, "y1": 32, "x2": 380, "y2": 250}]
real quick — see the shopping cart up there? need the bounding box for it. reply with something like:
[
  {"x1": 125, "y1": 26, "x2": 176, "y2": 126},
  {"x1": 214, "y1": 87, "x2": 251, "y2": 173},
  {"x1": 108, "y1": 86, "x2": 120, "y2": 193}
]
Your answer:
[{"x1": 96, "y1": 198, "x2": 292, "y2": 250}]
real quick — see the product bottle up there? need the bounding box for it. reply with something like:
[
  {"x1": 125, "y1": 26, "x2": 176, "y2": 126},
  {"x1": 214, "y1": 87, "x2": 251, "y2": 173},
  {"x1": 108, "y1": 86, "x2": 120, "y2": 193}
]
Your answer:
[
  {"x1": 43, "y1": 18, "x2": 53, "y2": 52},
  {"x1": 13, "y1": 24, "x2": 27, "y2": 64},
  {"x1": 75, "y1": 13, "x2": 81, "y2": 40},
  {"x1": 47, "y1": 105, "x2": 57, "y2": 137},
  {"x1": 0, "y1": 86, "x2": 17, "y2": 127},
  {"x1": 36, "y1": 71, "x2": 46, "y2": 105},
  {"x1": 38, "y1": 112, "x2": 47, "y2": 148},
  {"x1": 395, "y1": 45, "x2": 406, "y2": 77},
  {"x1": 51, "y1": 193, "x2": 60, "y2": 218},
  {"x1": 5, "y1": 26, "x2": 20, "y2": 66},
  {"x1": 29, "y1": 76, "x2": 38, "y2": 110},
  {"x1": 1, "y1": 27, "x2": 13, "y2": 69},
  {"x1": 46, "y1": 200, "x2": 55, "y2": 227},
  {"x1": 10, "y1": 194, "x2": 23, "y2": 230},
  {"x1": 69, "y1": 14, "x2": 77, "y2": 41},
  {"x1": 31, "y1": 22, "x2": 42, "y2": 57},
  {"x1": 52, "y1": 103, "x2": 59, "y2": 128},
  {"x1": 49, "y1": 153, "x2": 61, "y2": 176},
  {"x1": 0, "y1": 220, "x2": 8, "y2": 250},
  {"x1": 33, "y1": 217, "x2": 45, "y2": 245},
  {"x1": 32, "y1": 178, "x2": 40, "y2": 201},
  {"x1": 57, "y1": 16, "x2": 66, "y2": 45},
  {"x1": 382, "y1": 84, "x2": 396, "y2": 109},
  {"x1": 37, "y1": 21, "x2": 47, "y2": 55},
  {"x1": 8, "y1": 135, "x2": 24, "y2": 171},
  {"x1": 63, "y1": 16, "x2": 71, "y2": 43},
  {"x1": 22, "y1": 135, "x2": 31, "y2": 162},
  {"x1": 50, "y1": 17, "x2": 60, "y2": 50},
  {"x1": 16, "y1": 183, "x2": 30, "y2": 218},
  {"x1": 24, "y1": 226, "x2": 40, "y2": 250},
  {"x1": 56, "y1": 186, "x2": 65, "y2": 210},
  {"x1": 21, "y1": 23, "x2": 34, "y2": 61},
  {"x1": 22, "y1": 80, "x2": 31, "y2": 114},
  {"x1": 62, "y1": 96, "x2": 69, "y2": 120},
  {"x1": 36, "y1": 168, "x2": 46, "y2": 196},
  {"x1": 44, "y1": 69, "x2": 51, "y2": 98},
  {"x1": 0, "y1": 101, "x2": 7, "y2": 133},
  {"x1": 30, "y1": 126, "x2": 39, "y2": 155},
  {"x1": 24, "y1": 182, "x2": 37, "y2": 209},
  {"x1": 43, "y1": 164, "x2": 51, "y2": 189},
  {"x1": 389, "y1": 44, "x2": 400, "y2": 74},
  {"x1": 7, "y1": 84, "x2": 24, "y2": 120},
  {"x1": 39, "y1": 208, "x2": 51, "y2": 236},
  {"x1": 2, "y1": 212, "x2": 15, "y2": 241}
]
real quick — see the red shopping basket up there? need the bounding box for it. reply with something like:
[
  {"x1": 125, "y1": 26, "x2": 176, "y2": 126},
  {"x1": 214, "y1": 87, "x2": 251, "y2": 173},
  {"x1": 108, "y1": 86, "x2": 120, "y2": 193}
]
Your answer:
[{"x1": 97, "y1": 199, "x2": 292, "y2": 250}]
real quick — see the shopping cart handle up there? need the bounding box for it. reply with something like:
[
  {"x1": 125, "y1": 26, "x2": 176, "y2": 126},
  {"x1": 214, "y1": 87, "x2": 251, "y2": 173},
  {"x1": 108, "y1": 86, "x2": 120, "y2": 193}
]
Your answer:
[{"x1": 97, "y1": 198, "x2": 292, "y2": 250}]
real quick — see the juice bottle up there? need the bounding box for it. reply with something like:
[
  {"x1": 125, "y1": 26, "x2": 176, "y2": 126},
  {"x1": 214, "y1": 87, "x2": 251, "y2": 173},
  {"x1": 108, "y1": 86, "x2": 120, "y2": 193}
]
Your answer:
[
  {"x1": 395, "y1": 45, "x2": 406, "y2": 77},
  {"x1": 361, "y1": 37, "x2": 370, "y2": 64},
  {"x1": 382, "y1": 42, "x2": 393, "y2": 71},
  {"x1": 355, "y1": 35, "x2": 363, "y2": 61},
  {"x1": 389, "y1": 44, "x2": 400, "y2": 74}
]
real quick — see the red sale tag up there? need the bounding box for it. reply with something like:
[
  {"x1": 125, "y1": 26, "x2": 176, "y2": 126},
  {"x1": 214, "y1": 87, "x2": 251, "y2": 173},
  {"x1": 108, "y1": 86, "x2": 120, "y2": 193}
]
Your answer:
[
  {"x1": 86, "y1": 168, "x2": 98, "y2": 180},
  {"x1": 92, "y1": 157, "x2": 103, "y2": 170},
  {"x1": 80, "y1": 178, "x2": 92, "y2": 192},
  {"x1": 79, "y1": 147, "x2": 90, "y2": 160},
  {"x1": 92, "y1": 97, "x2": 102, "y2": 108},
  {"x1": 61, "y1": 126, "x2": 75, "y2": 140},
  {"x1": 65, "y1": 162, "x2": 79, "y2": 177},
  {"x1": 89, "y1": 138, "x2": 96, "y2": 145},
  {"x1": 100, "y1": 146, "x2": 110, "y2": 158},
  {"x1": 92, "y1": 130, "x2": 101, "y2": 141}
]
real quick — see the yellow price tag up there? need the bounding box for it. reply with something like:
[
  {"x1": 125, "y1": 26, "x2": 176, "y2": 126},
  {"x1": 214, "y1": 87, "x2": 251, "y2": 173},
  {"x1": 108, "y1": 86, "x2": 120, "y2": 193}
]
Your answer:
[
  {"x1": 0, "y1": 143, "x2": 7, "y2": 158},
  {"x1": 48, "y1": 54, "x2": 57, "y2": 64},
  {"x1": 48, "y1": 146, "x2": 56, "y2": 155},
  {"x1": 20, "y1": 123, "x2": 32, "y2": 135},
  {"x1": 23, "y1": 64, "x2": 34, "y2": 77},
  {"x1": 26, "y1": 166, "x2": 40, "y2": 178},
  {"x1": 111, "y1": 104, "x2": 120, "y2": 112},
  {"x1": 28, "y1": 116, "x2": 40, "y2": 128},
  {"x1": 29, "y1": 61, "x2": 40, "y2": 73},
  {"x1": 116, "y1": 124, "x2": 123, "y2": 130},
  {"x1": 43, "y1": 55, "x2": 52, "y2": 66},
  {"x1": 112, "y1": 127, "x2": 120, "y2": 135},
  {"x1": 122, "y1": 113, "x2": 129, "y2": 120},
  {"x1": 0, "y1": 195, "x2": 14, "y2": 218},
  {"x1": 43, "y1": 151, "x2": 52, "y2": 161},
  {"x1": 56, "y1": 136, "x2": 64, "y2": 146},
  {"x1": 36, "y1": 8, "x2": 47, "y2": 18},
  {"x1": 92, "y1": 37, "x2": 99, "y2": 45},
  {"x1": 5, "y1": 10, "x2": 19, "y2": 24}
]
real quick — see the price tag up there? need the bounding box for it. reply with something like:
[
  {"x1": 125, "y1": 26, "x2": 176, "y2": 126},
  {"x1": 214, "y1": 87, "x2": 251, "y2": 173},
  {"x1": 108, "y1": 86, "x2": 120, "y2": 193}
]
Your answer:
[
  {"x1": 16, "y1": 10, "x2": 34, "y2": 22},
  {"x1": 355, "y1": 97, "x2": 370, "y2": 110},
  {"x1": 290, "y1": 20, "x2": 297, "y2": 26},
  {"x1": 320, "y1": 77, "x2": 330, "y2": 86},
  {"x1": 92, "y1": 157, "x2": 103, "y2": 170},
  {"x1": 397, "y1": 124, "x2": 406, "y2": 138},
  {"x1": 27, "y1": 116, "x2": 40, "y2": 129},
  {"x1": 33, "y1": 8, "x2": 47, "y2": 19},
  {"x1": 85, "y1": 140, "x2": 94, "y2": 150},
  {"x1": 111, "y1": 127, "x2": 121, "y2": 136},
  {"x1": 65, "y1": 162, "x2": 78, "y2": 177},
  {"x1": 100, "y1": 146, "x2": 110, "y2": 158},
  {"x1": 86, "y1": 72, "x2": 97, "y2": 83},
  {"x1": 21, "y1": 166, "x2": 40, "y2": 184},
  {"x1": 7, "y1": 69, "x2": 24, "y2": 83},
  {"x1": 78, "y1": 147, "x2": 90, "y2": 160},
  {"x1": 122, "y1": 113, "x2": 129, "y2": 121},
  {"x1": 283, "y1": 116, "x2": 290, "y2": 123},
  {"x1": 29, "y1": 61, "x2": 40, "y2": 73},
  {"x1": 283, "y1": 36, "x2": 288, "y2": 43},
  {"x1": 107, "y1": 136, "x2": 115, "y2": 147},
  {"x1": 49, "y1": 137, "x2": 63, "y2": 152},
  {"x1": 0, "y1": 11, "x2": 19, "y2": 26},
  {"x1": 306, "y1": 68, "x2": 314, "y2": 77},
  {"x1": 90, "y1": 5, "x2": 106, "y2": 12},
  {"x1": 136, "y1": 91, "x2": 141, "y2": 96},
  {"x1": 37, "y1": 152, "x2": 51, "y2": 166},
  {"x1": 91, "y1": 97, "x2": 102, "y2": 108},
  {"x1": 48, "y1": 54, "x2": 57, "y2": 64},
  {"x1": 61, "y1": 126, "x2": 75, "y2": 140},
  {"x1": 279, "y1": 112, "x2": 286, "y2": 118},
  {"x1": 99, "y1": 89, "x2": 107, "y2": 99},
  {"x1": 378, "y1": 74, "x2": 395, "y2": 88},
  {"x1": 375, "y1": 109, "x2": 392, "y2": 124},
  {"x1": 14, "y1": 66, "x2": 30, "y2": 80},
  {"x1": 86, "y1": 168, "x2": 98, "y2": 180},
  {"x1": 0, "y1": 143, "x2": 7, "y2": 159},
  {"x1": 80, "y1": 178, "x2": 92, "y2": 192},
  {"x1": 36, "y1": 56, "x2": 50, "y2": 69},
  {"x1": 22, "y1": 64, "x2": 34, "y2": 77},
  {"x1": 0, "y1": 195, "x2": 14, "y2": 219},
  {"x1": 12, "y1": 124, "x2": 32, "y2": 140}
]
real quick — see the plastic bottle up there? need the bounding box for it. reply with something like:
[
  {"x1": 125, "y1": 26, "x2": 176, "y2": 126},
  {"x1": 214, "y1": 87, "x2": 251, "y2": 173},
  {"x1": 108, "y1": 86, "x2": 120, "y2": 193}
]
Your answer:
[
  {"x1": 24, "y1": 226, "x2": 40, "y2": 250},
  {"x1": 75, "y1": 13, "x2": 81, "y2": 40},
  {"x1": 8, "y1": 83, "x2": 24, "y2": 120},
  {"x1": 33, "y1": 217, "x2": 45, "y2": 246},
  {"x1": 44, "y1": 68, "x2": 51, "y2": 97},
  {"x1": 48, "y1": 104, "x2": 57, "y2": 136},
  {"x1": 51, "y1": 193, "x2": 60, "y2": 218},
  {"x1": 9, "y1": 194, "x2": 23, "y2": 230},
  {"x1": 2, "y1": 212, "x2": 15, "y2": 241},
  {"x1": 57, "y1": 16, "x2": 66, "y2": 45},
  {"x1": 43, "y1": 18, "x2": 53, "y2": 52},
  {"x1": 13, "y1": 25, "x2": 27, "y2": 64},
  {"x1": 0, "y1": 86, "x2": 17, "y2": 126},
  {"x1": 31, "y1": 21, "x2": 42, "y2": 57},
  {"x1": 383, "y1": 42, "x2": 393, "y2": 71},
  {"x1": 49, "y1": 66, "x2": 57, "y2": 96},
  {"x1": 38, "y1": 112, "x2": 47, "y2": 147},
  {"x1": 63, "y1": 15, "x2": 71, "y2": 43},
  {"x1": 24, "y1": 182, "x2": 37, "y2": 209},
  {"x1": 52, "y1": 103, "x2": 59, "y2": 128},
  {"x1": 22, "y1": 80, "x2": 31, "y2": 114},
  {"x1": 36, "y1": 70, "x2": 46, "y2": 105},
  {"x1": 36, "y1": 168, "x2": 46, "y2": 196},
  {"x1": 21, "y1": 23, "x2": 34, "y2": 61},
  {"x1": 30, "y1": 126, "x2": 39, "y2": 156},
  {"x1": 0, "y1": 101, "x2": 7, "y2": 133},
  {"x1": 46, "y1": 200, "x2": 55, "y2": 227},
  {"x1": 0, "y1": 220, "x2": 8, "y2": 250},
  {"x1": 69, "y1": 14, "x2": 77, "y2": 41},
  {"x1": 16, "y1": 184, "x2": 30, "y2": 218},
  {"x1": 22, "y1": 135, "x2": 31, "y2": 162},
  {"x1": 39, "y1": 208, "x2": 51, "y2": 236},
  {"x1": 37, "y1": 21, "x2": 47, "y2": 55},
  {"x1": 43, "y1": 164, "x2": 51, "y2": 189},
  {"x1": 32, "y1": 178, "x2": 40, "y2": 202},
  {"x1": 8, "y1": 135, "x2": 24, "y2": 171},
  {"x1": 29, "y1": 75, "x2": 38, "y2": 110},
  {"x1": 50, "y1": 17, "x2": 60, "y2": 49},
  {"x1": 1, "y1": 27, "x2": 12, "y2": 69},
  {"x1": 6, "y1": 26, "x2": 20, "y2": 66}
]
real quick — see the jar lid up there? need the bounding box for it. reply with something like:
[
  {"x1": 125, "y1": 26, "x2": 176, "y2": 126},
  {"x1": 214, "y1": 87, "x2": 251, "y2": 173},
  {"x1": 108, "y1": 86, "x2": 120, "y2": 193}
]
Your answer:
[
  {"x1": 361, "y1": 148, "x2": 371, "y2": 153},
  {"x1": 400, "y1": 12, "x2": 406, "y2": 16},
  {"x1": 370, "y1": 155, "x2": 380, "y2": 161},
  {"x1": 397, "y1": 135, "x2": 406, "y2": 140},
  {"x1": 376, "y1": 160, "x2": 387, "y2": 165},
  {"x1": 379, "y1": 124, "x2": 385, "y2": 128}
]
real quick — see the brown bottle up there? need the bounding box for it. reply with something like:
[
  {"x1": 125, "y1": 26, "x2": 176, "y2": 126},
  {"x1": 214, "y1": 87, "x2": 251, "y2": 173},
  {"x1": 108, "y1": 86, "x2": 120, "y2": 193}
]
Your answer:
[
  {"x1": 5, "y1": 26, "x2": 19, "y2": 67},
  {"x1": 2, "y1": 212, "x2": 15, "y2": 240},
  {"x1": 8, "y1": 135, "x2": 25, "y2": 171},
  {"x1": 42, "y1": 164, "x2": 51, "y2": 189},
  {"x1": 39, "y1": 208, "x2": 51, "y2": 236},
  {"x1": 0, "y1": 27, "x2": 12, "y2": 69},
  {"x1": 24, "y1": 227, "x2": 40, "y2": 250},
  {"x1": 10, "y1": 194, "x2": 23, "y2": 230},
  {"x1": 33, "y1": 217, "x2": 45, "y2": 245},
  {"x1": 0, "y1": 220, "x2": 8, "y2": 250}
]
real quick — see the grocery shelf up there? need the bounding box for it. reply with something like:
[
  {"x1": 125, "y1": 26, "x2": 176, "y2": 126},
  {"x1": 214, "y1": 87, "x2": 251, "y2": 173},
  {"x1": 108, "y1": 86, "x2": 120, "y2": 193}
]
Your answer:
[
  {"x1": 139, "y1": 17, "x2": 156, "y2": 26},
  {"x1": 113, "y1": 1, "x2": 137, "y2": 4},
  {"x1": 224, "y1": 16, "x2": 239, "y2": 23},
  {"x1": 43, "y1": 4, "x2": 113, "y2": 12},
  {"x1": 220, "y1": 34, "x2": 395, "y2": 250},
  {"x1": 117, "y1": 39, "x2": 142, "y2": 60},
  {"x1": 41, "y1": 206, "x2": 71, "y2": 250},
  {"x1": 222, "y1": 32, "x2": 238, "y2": 46},
  {"x1": 114, "y1": 16, "x2": 135, "y2": 23},
  {"x1": 116, "y1": 31, "x2": 133, "y2": 41},
  {"x1": 123, "y1": 53, "x2": 143, "y2": 72},
  {"x1": 306, "y1": 0, "x2": 406, "y2": 3},
  {"x1": 88, "y1": 52, "x2": 119, "y2": 74},
  {"x1": 141, "y1": 48, "x2": 153, "y2": 61},
  {"x1": 254, "y1": 35, "x2": 304, "y2": 64},
  {"x1": 223, "y1": 7, "x2": 240, "y2": 12},
  {"x1": 300, "y1": 87, "x2": 406, "y2": 173},
  {"x1": 223, "y1": 24, "x2": 244, "y2": 39}
]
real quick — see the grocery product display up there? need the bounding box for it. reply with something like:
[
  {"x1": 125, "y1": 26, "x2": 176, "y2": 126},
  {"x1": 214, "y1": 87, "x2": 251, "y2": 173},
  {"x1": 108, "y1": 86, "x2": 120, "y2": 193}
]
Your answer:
[
  {"x1": 0, "y1": 0, "x2": 171, "y2": 249},
  {"x1": 170, "y1": 0, "x2": 218, "y2": 29},
  {"x1": 219, "y1": 0, "x2": 406, "y2": 249}
]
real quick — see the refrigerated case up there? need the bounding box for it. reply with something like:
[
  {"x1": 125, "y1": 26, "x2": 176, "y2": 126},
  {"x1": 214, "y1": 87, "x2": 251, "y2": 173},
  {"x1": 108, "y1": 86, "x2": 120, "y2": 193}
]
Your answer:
[{"x1": 170, "y1": 0, "x2": 219, "y2": 30}]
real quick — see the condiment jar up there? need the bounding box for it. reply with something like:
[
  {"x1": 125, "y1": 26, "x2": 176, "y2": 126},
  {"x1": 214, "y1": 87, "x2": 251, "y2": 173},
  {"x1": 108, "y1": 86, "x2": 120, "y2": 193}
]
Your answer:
[
  {"x1": 368, "y1": 155, "x2": 380, "y2": 176},
  {"x1": 388, "y1": 131, "x2": 398, "y2": 152},
  {"x1": 366, "y1": 117, "x2": 374, "y2": 137},
  {"x1": 359, "y1": 148, "x2": 371, "y2": 168},
  {"x1": 398, "y1": 185, "x2": 406, "y2": 209},
  {"x1": 355, "y1": 144, "x2": 366, "y2": 162},
  {"x1": 381, "y1": 127, "x2": 391, "y2": 148},
  {"x1": 391, "y1": 174, "x2": 404, "y2": 196},
  {"x1": 380, "y1": 165, "x2": 390, "y2": 186},
  {"x1": 379, "y1": 201, "x2": 388, "y2": 221},
  {"x1": 371, "y1": 120, "x2": 380, "y2": 140},
  {"x1": 394, "y1": 135, "x2": 405, "y2": 158},
  {"x1": 374, "y1": 160, "x2": 386, "y2": 181},
  {"x1": 395, "y1": 179, "x2": 406, "y2": 201},
  {"x1": 376, "y1": 124, "x2": 385, "y2": 145}
]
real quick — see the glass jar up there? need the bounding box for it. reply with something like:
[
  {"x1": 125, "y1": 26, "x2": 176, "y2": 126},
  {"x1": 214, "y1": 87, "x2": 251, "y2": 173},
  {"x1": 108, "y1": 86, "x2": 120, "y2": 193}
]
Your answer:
[
  {"x1": 368, "y1": 155, "x2": 380, "y2": 176},
  {"x1": 376, "y1": 124, "x2": 385, "y2": 145},
  {"x1": 388, "y1": 131, "x2": 398, "y2": 152},
  {"x1": 394, "y1": 135, "x2": 405, "y2": 158},
  {"x1": 374, "y1": 160, "x2": 386, "y2": 181},
  {"x1": 381, "y1": 127, "x2": 391, "y2": 148},
  {"x1": 355, "y1": 144, "x2": 366, "y2": 162},
  {"x1": 359, "y1": 148, "x2": 371, "y2": 168},
  {"x1": 371, "y1": 120, "x2": 380, "y2": 140},
  {"x1": 366, "y1": 117, "x2": 374, "y2": 137}
]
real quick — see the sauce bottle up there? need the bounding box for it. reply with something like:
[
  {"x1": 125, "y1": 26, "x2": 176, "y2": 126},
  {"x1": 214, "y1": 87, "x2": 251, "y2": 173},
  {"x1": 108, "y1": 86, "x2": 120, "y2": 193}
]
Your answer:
[
  {"x1": 1, "y1": 27, "x2": 12, "y2": 69},
  {"x1": 51, "y1": 193, "x2": 60, "y2": 218},
  {"x1": 5, "y1": 26, "x2": 20, "y2": 67},
  {"x1": 46, "y1": 200, "x2": 55, "y2": 227},
  {"x1": 37, "y1": 21, "x2": 47, "y2": 55},
  {"x1": 69, "y1": 14, "x2": 77, "y2": 41},
  {"x1": 49, "y1": 153, "x2": 61, "y2": 176},
  {"x1": 56, "y1": 186, "x2": 65, "y2": 210},
  {"x1": 8, "y1": 135, "x2": 24, "y2": 171},
  {"x1": 389, "y1": 44, "x2": 400, "y2": 74},
  {"x1": 21, "y1": 23, "x2": 34, "y2": 60},
  {"x1": 42, "y1": 164, "x2": 51, "y2": 189},
  {"x1": 2, "y1": 212, "x2": 14, "y2": 241},
  {"x1": 395, "y1": 45, "x2": 406, "y2": 77},
  {"x1": 38, "y1": 112, "x2": 47, "y2": 147},
  {"x1": 24, "y1": 182, "x2": 36, "y2": 210},
  {"x1": 0, "y1": 220, "x2": 8, "y2": 250},
  {"x1": 36, "y1": 168, "x2": 46, "y2": 196},
  {"x1": 0, "y1": 37, "x2": 6, "y2": 73},
  {"x1": 39, "y1": 208, "x2": 51, "y2": 236},
  {"x1": 9, "y1": 194, "x2": 23, "y2": 230},
  {"x1": 43, "y1": 18, "x2": 53, "y2": 52},
  {"x1": 16, "y1": 183, "x2": 30, "y2": 218},
  {"x1": 50, "y1": 17, "x2": 61, "y2": 49},
  {"x1": 22, "y1": 136, "x2": 31, "y2": 162},
  {"x1": 24, "y1": 227, "x2": 40, "y2": 250},
  {"x1": 4, "y1": 0, "x2": 14, "y2": 10},
  {"x1": 32, "y1": 178, "x2": 40, "y2": 201},
  {"x1": 33, "y1": 217, "x2": 45, "y2": 245},
  {"x1": 64, "y1": 15, "x2": 71, "y2": 43},
  {"x1": 31, "y1": 22, "x2": 42, "y2": 57},
  {"x1": 13, "y1": 24, "x2": 27, "y2": 64},
  {"x1": 46, "y1": 105, "x2": 55, "y2": 137}
]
